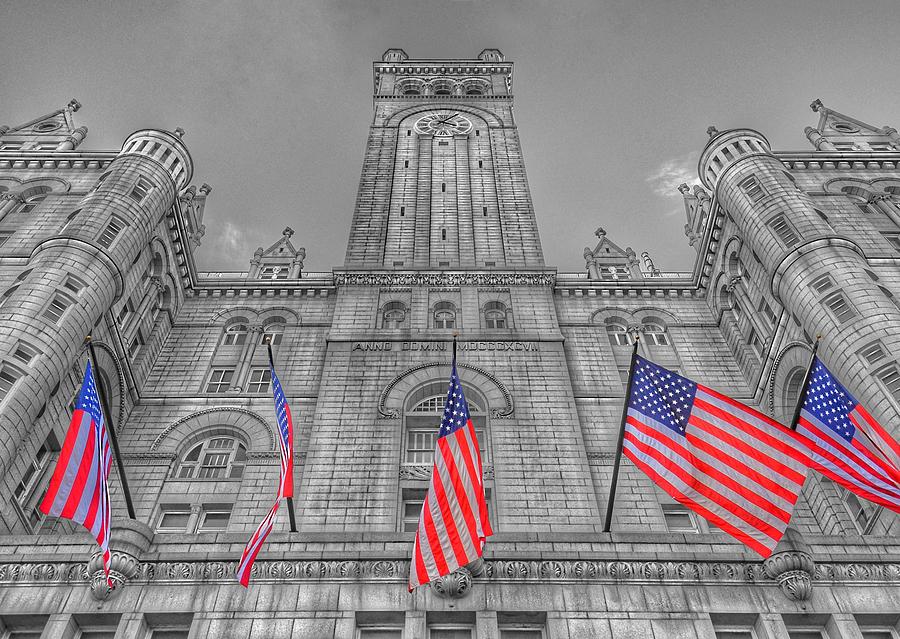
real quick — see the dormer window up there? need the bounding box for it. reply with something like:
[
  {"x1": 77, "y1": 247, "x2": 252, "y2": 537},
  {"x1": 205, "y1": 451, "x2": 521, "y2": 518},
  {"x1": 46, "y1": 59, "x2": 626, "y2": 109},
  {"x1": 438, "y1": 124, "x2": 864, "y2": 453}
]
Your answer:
[
  {"x1": 260, "y1": 264, "x2": 288, "y2": 280},
  {"x1": 599, "y1": 266, "x2": 630, "y2": 281}
]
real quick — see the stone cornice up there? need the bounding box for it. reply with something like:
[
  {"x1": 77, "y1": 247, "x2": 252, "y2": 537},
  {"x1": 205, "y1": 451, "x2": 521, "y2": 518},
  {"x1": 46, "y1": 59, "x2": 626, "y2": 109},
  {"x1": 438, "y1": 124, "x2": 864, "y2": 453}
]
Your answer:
[
  {"x1": 0, "y1": 151, "x2": 116, "y2": 171},
  {"x1": 334, "y1": 271, "x2": 555, "y2": 287},
  {"x1": 0, "y1": 558, "x2": 895, "y2": 587},
  {"x1": 774, "y1": 150, "x2": 900, "y2": 170}
]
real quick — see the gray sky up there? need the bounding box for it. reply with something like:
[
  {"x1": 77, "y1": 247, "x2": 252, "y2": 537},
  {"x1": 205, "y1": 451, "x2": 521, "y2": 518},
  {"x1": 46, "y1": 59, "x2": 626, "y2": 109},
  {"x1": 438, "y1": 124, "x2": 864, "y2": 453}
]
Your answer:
[{"x1": 3, "y1": 1, "x2": 900, "y2": 273}]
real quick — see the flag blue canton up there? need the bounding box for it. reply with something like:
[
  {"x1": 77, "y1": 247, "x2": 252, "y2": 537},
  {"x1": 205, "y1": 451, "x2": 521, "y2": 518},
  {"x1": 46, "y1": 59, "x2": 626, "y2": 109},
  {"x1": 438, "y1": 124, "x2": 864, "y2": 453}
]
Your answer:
[
  {"x1": 271, "y1": 368, "x2": 290, "y2": 446},
  {"x1": 79, "y1": 362, "x2": 104, "y2": 425},
  {"x1": 627, "y1": 356, "x2": 697, "y2": 435},
  {"x1": 439, "y1": 362, "x2": 470, "y2": 438},
  {"x1": 801, "y1": 359, "x2": 856, "y2": 442}
]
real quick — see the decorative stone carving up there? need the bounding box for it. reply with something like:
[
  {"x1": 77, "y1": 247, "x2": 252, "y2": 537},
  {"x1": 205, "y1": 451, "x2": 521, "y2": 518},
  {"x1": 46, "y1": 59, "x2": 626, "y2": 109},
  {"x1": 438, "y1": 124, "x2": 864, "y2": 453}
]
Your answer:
[
  {"x1": 430, "y1": 565, "x2": 472, "y2": 599},
  {"x1": 335, "y1": 272, "x2": 555, "y2": 287},
  {"x1": 88, "y1": 519, "x2": 153, "y2": 601},
  {"x1": 763, "y1": 527, "x2": 815, "y2": 604}
]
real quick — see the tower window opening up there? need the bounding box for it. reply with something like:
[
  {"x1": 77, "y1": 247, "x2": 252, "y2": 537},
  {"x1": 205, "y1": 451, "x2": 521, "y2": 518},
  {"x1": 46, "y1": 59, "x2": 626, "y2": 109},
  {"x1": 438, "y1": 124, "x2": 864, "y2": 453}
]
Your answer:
[
  {"x1": 404, "y1": 160, "x2": 409, "y2": 168},
  {"x1": 483, "y1": 206, "x2": 488, "y2": 216},
  {"x1": 42, "y1": 292, "x2": 75, "y2": 325},
  {"x1": 876, "y1": 363, "x2": 900, "y2": 403},
  {"x1": 768, "y1": 215, "x2": 800, "y2": 247},
  {"x1": 407, "y1": 130, "x2": 411, "y2": 136},
  {"x1": 478, "y1": 160, "x2": 483, "y2": 168},
  {"x1": 61, "y1": 209, "x2": 81, "y2": 231},
  {"x1": 814, "y1": 208, "x2": 833, "y2": 230},
  {"x1": 0, "y1": 363, "x2": 24, "y2": 401},
  {"x1": 400, "y1": 206, "x2": 405, "y2": 216},
  {"x1": 738, "y1": 176, "x2": 765, "y2": 202},
  {"x1": 441, "y1": 183, "x2": 446, "y2": 192},
  {"x1": 441, "y1": 228, "x2": 447, "y2": 240},
  {"x1": 98, "y1": 215, "x2": 126, "y2": 248},
  {"x1": 859, "y1": 341, "x2": 886, "y2": 366},
  {"x1": 129, "y1": 177, "x2": 153, "y2": 202},
  {"x1": 12, "y1": 341, "x2": 39, "y2": 366},
  {"x1": 0, "y1": 232, "x2": 11, "y2": 247},
  {"x1": 475, "y1": 130, "x2": 480, "y2": 136},
  {"x1": 747, "y1": 328, "x2": 763, "y2": 356},
  {"x1": 822, "y1": 290, "x2": 857, "y2": 324}
]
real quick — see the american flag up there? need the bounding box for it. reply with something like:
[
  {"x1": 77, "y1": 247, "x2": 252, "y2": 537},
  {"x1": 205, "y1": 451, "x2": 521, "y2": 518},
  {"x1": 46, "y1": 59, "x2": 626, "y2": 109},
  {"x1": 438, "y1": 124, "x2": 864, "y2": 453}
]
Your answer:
[
  {"x1": 623, "y1": 356, "x2": 810, "y2": 557},
  {"x1": 236, "y1": 361, "x2": 295, "y2": 587},
  {"x1": 795, "y1": 356, "x2": 900, "y2": 513},
  {"x1": 40, "y1": 361, "x2": 113, "y2": 586},
  {"x1": 408, "y1": 357, "x2": 493, "y2": 591}
]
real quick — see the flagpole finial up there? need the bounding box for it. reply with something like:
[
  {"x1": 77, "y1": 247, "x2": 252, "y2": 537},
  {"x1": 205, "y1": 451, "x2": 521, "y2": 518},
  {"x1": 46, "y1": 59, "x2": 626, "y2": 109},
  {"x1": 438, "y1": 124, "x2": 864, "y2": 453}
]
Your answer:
[
  {"x1": 84, "y1": 335, "x2": 92, "y2": 344},
  {"x1": 815, "y1": 334, "x2": 822, "y2": 341}
]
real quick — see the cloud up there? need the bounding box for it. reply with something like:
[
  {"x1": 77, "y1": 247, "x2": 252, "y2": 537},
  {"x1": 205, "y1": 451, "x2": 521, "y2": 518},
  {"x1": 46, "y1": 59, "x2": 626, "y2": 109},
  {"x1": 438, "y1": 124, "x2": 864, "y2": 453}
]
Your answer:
[
  {"x1": 220, "y1": 221, "x2": 242, "y2": 252},
  {"x1": 646, "y1": 153, "x2": 698, "y2": 197}
]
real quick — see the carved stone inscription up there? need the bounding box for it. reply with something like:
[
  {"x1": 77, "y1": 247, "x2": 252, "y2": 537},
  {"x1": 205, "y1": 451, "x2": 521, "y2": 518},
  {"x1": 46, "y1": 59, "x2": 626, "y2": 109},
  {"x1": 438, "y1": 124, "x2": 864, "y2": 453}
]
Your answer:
[{"x1": 351, "y1": 341, "x2": 539, "y2": 352}]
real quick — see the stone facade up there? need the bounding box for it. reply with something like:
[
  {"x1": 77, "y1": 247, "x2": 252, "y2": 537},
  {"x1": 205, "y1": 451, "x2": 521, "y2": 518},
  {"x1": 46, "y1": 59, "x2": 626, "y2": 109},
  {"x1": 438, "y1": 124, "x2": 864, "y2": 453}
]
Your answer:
[{"x1": 0, "y1": 50, "x2": 897, "y2": 637}]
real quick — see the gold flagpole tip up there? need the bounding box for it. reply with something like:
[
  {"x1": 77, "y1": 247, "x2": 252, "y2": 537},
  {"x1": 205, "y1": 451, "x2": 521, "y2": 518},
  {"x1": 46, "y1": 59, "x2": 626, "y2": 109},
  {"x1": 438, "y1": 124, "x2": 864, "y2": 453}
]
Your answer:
[
  {"x1": 264, "y1": 335, "x2": 272, "y2": 345},
  {"x1": 452, "y1": 330, "x2": 459, "y2": 338},
  {"x1": 815, "y1": 334, "x2": 822, "y2": 341},
  {"x1": 84, "y1": 335, "x2": 92, "y2": 343}
]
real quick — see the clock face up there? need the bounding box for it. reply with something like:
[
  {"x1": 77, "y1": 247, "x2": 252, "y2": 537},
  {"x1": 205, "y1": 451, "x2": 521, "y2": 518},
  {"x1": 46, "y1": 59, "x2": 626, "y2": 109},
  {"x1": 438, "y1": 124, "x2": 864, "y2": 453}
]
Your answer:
[{"x1": 414, "y1": 113, "x2": 473, "y2": 137}]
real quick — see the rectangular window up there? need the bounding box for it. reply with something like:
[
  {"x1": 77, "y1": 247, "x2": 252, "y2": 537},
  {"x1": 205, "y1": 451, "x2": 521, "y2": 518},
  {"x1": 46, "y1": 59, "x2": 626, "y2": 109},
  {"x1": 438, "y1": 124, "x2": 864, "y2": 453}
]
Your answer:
[
  {"x1": 404, "y1": 160, "x2": 409, "y2": 168},
  {"x1": 401, "y1": 488, "x2": 428, "y2": 532},
  {"x1": 205, "y1": 368, "x2": 234, "y2": 393},
  {"x1": 661, "y1": 503, "x2": 698, "y2": 533},
  {"x1": 0, "y1": 231, "x2": 12, "y2": 247},
  {"x1": 859, "y1": 341, "x2": 887, "y2": 366},
  {"x1": 869, "y1": 143, "x2": 894, "y2": 151},
  {"x1": 260, "y1": 265, "x2": 288, "y2": 279},
  {"x1": 430, "y1": 628, "x2": 472, "y2": 639},
  {"x1": 478, "y1": 160, "x2": 483, "y2": 168},
  {"x1": 875, "y1": 363, "x2": 900, "y2": 402},
  {"x1": 732, "y1": 299, "x2": 743, "y2": 320},
  {"x1": 98, "y1": 215, "x2": 126, "y2": 248},
  {"x1": 156, "y1": 505, "x2": 191, "y2": 532},
  {"x1": 822, "y1": 290, "x2": 857, "y2": 324},
  {"x1": 881, "y1": 232, "x2": 900, "y2": 252},
  {"x1": 786, "y1": 631, "x2": 826, "y2": 639},
  {"x1": 128, "y1": 329, "x2": 145, "y2": 359},
  {"x1": 129, "y1": 177, "x2": 153, "y2": 202},
  {"x1": 758, "y1": 298, "x2": 777, "y2": 326},
  {"x1": 0, "y1": 614, "x2": 50, "y2": 639},
  {"x1": 42, "y1": 292, "x2": 75, "y2": 324},
  {"x1": 500, "y1": 630, "x2": 544, "y2": 639},
  {"x1": 810, "y1": 274, "x2": 835, "y2": 294},
  {"x1": 198, "y1": 504, "x2": 231, "y2": 531},
  {"x1": 768, "y1": 215, "x2": 800, "y2": 247},
  {"x1": 859, "y1": 631, "x2": 896, "y2": 639},
  {"x1": 116, "y1": 297, "x2": 135, "y2": 328},
  {"x1": 738, "y1": 176, "x2": 765, "y2": 202},
  {"x1": 13, "y1": 434, "x2": 57, "y2": 531},
  {"x1": 400, "y1": 206, "x2": 405, "y2": 216},
  {"x1": 359, "y1": 631, "x2": 402, "y2": 639},
  {"x1": 438, "y1": 141, "x2": 449, "y2": 146},
  {"x1": 0, "y1": 143, "x2": 23, "y2": 150},
  {"x1": 248, "y1": 368, "x2": 272, "y2": 393},
  {"x1": 833, "y1": 142, "x2": 856, "y2": 151},
  {"x1": 715, "y1": 631, "x2": 756, "y2": 639},
  {"x1": 62, "y1": 274, "x2": 87, "y2": 296},
  {"x1": 747, "y1": 328, "x2": 763, "y2": 355},
  {"x1": 483, "y1": 206, "x2": 488, "y2": 216},
  {"x1": 11, "y1": 341, "x2": 39, "y2": 366}
]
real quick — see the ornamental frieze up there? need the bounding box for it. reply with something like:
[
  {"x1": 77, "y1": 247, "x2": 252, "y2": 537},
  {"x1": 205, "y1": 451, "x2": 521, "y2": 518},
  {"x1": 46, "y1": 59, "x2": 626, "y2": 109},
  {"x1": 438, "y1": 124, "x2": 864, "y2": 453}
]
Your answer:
[
  {"x1": 334, "y1": 272, "x2": 555, "y2": 287},
  {"x1": 0, "y1": 559, "x2": 896, "y2": 585}
]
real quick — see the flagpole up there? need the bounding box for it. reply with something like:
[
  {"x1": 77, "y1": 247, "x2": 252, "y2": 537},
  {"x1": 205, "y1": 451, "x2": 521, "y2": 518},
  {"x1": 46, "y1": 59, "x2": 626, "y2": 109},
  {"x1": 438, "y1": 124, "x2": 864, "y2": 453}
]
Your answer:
[
  {"x1": 452, "y1": 332, "x2": 458, "y2": 363},
  {"x1": 267, "y1": 338, "x2": 297, "y2": 533},
  {"x1": 603, "y1": 337, "x2": 639, "y2": 533},
  {"x1": 789, "y1": 335, "x2": 821, "y2": 431},
  {"x1": 85, "y1": 336, "x2": 136, "y2": 520}
]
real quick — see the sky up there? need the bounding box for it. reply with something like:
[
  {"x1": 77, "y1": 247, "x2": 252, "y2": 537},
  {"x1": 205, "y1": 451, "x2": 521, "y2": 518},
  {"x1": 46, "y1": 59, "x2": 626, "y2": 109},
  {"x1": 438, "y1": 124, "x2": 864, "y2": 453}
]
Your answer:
[{"x1": 3, "y1": 0, "x2": 900, "y2": 273}]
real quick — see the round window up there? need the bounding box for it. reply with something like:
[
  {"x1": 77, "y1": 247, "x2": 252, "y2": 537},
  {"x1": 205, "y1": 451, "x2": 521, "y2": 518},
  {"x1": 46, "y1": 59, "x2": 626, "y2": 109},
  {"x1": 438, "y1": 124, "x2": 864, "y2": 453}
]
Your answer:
[
  {"x1": 832, "y1": 122, "x2": 859, "y2": 133},
  {"x1": 33, "y1": 122, "x2": 61, "y2": 133}
]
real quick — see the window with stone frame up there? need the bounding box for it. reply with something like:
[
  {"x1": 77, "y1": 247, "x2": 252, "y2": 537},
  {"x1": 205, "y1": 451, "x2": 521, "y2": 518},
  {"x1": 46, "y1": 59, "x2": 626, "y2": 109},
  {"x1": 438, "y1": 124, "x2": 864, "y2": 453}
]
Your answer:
[
  {"x1": 176, "y1": 437, "x2": 247, "y2": 480},
  {"x1": 197, "y1": 503, "x2": 232, "y2": 532},
  {"x1": 433, "y1": 301, "x2": 457, "y2": 329},
  {"x1": 599, "y1": 265, "x2": 631, "y2": 281},
  {"x1": 738, "y1": 175, "x2": 765, "y2": 203},
  {"x1": 12, "y1": 432, "x2": 59, "y2": 532},
  {"x1": 18, "y1": 189, "x2": 50, "y2": 214},
  {"x1": 260, "y1": 321, "x2": 285, "y2": 346},
  {"x1": 259, "y1": 264, "x2": 289, "y2": 280},
  {"x1": 660, "y1": 503, "x2": 699, "y2": 533},
  {"x1": 220, "y1": 323, "x2": 248, "y2": 346},
  {"x1": 0, "y1": 613, "x2": 51, "y2": 638},
  {"x1": 483, "y1": 300, "x2": 509, "y2": 329},
  {"x1": 204, "y1": 368, "x2": 234, "y2": 393},
  {"x1": 605, "y1": 320, "x2": 632, "y2": 347},
  {"x1": 42, "y1": 291, "x2": 76, "y2": 324},
  {"x1": 0, "y1": 363, "x2": 25, "y2": 402},
  {"x1": 247, "y1": 367, "x2": 272, "y2": 394},
  {"x1": 767, "y1": 214, "x2": 800, "y2": 247},
  {"x1": 128, "y1": 176, "x2": 153, "y2": 202},
  {"x1": 156, "y1": 504, "x2": 192, "y2": 532},
  {"x1": 642, "y1": 319, "x2": 670, "y2": 346},
  {"x1": 381, "y1": 300, "x2": 407, "y2": 329}
]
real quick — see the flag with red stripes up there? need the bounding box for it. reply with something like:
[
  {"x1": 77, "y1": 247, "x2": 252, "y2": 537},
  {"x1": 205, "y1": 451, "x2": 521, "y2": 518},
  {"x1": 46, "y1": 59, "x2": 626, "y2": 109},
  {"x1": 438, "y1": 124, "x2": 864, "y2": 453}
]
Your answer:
[
  {"x1": 236, "y1": 361, "x2": 295, "y2": 587},
  {"x1": 623, "y1": 356, "x2": 810, "y2": 557},
  {"x1": 409, "y1": 356, "x2": 493, "y2": 591},
  {"x1": 39, "y1": 361, "x2": 113, "y2": 586},
  {"x1": 795, "y1": 357, "x2": 900, "y2": 513}
]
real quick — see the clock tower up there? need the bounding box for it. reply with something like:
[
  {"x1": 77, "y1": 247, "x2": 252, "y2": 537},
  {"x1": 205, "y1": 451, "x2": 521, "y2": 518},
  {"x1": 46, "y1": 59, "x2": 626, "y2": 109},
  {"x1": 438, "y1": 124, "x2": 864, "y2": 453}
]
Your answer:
[{"x1": 344, "y1": 48, "x2": 545, "y2": 269}]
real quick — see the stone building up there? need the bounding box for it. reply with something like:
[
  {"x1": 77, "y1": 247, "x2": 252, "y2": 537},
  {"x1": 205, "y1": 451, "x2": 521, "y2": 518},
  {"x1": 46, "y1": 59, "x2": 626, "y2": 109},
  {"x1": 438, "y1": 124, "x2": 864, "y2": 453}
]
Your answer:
[{"x1": 0, "y1": 49, "x2": 897, "y2": 638}]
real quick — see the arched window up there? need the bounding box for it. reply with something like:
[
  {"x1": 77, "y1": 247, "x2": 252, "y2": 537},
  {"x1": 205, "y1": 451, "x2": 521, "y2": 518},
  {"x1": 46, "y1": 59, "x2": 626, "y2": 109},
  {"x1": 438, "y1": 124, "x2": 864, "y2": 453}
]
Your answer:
[
  {"x1": 382, "y1": 301, "x2": 407, "y2": 329},
  {"x1": 176, "y1": 437, "x2": 247, "y2": 479},
  {"x1": 466, "y1": 87, "x2": 484, "y2": 95},
  {"x1": 19, "y1": 188, "x2": 50, "y2": 214},
  {"x1": 483, "y1": 301, "x2": 508, "y2": 329},
  {"x1": 221, "y1": 323, "x2": 248, "y2": 346},
  {"x1": 433, "y1": 301, "x2": 456, "y2": 329},
  {"x1": 605, "y1": 320, "x2": 632, "y2": 346},
  {"x1": 643, "y1": 320, "x2": 670, "y2": 346},
  {"x1": 260, "y1": 320, "x2": 285, "y2": 345},
  {"x1": 401, "y1": 381, "x2": 492, "y2": 532},
  {"x1": 403, "y1": 89, "x2": 421, "y2": 95},
  {"x1": 782, "y1": 367, "x2": 806, "y2": 416}
]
